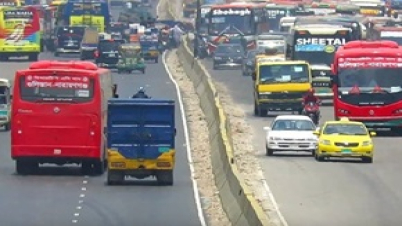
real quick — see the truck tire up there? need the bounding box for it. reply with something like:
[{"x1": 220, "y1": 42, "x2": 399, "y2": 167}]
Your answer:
[
  {"x1": 156, "y1": 170, "x2": 173, "y2": 186},
  {"x1": 16, "y1": 160, "x2": 38, "y2": 175},
  {"x1": 106, "y1": 171, "x2": 124, "y2": 185}
]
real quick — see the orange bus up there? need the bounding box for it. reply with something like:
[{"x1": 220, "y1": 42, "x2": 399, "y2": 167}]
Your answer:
[{"x1": 11, "y1": 61, "x2": 116, "y2": 175}]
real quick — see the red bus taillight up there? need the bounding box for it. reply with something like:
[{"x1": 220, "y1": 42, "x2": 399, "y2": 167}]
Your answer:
[
  {"x1": 90, "y1": 120, "x2": 96, "y2": 136},
  {"x1": 94, "y1": 50, "x2": 99, "y2": 58}
]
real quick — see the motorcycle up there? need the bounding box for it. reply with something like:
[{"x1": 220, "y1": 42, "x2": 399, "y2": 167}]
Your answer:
[{"x1": 303, "y1": 101, "x2": 320, "y2": 125}]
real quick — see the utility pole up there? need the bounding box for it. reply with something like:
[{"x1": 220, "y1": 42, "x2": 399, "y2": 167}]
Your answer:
[{"x1": 193, "y1": 0, "x2": 201, "y2": 58}]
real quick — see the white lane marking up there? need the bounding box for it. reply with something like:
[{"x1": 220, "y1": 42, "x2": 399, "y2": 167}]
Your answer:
[
  {"x1": 260, "y1": 172, "x2": 289, "y2": 226},
  {"x1": 71, "y1": 179, "x2": 88, "y2": 224},
  {"x1": 162, "y1": 51, "x2": 207, "y2": 226}
]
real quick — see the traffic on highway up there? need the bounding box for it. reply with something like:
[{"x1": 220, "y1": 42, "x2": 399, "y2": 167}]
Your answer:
[
  {"x1": 0, "y1": 0, "x2": 203, "y2": 225},
  {"x1": 191, "y1": 0, "x2": 402, "y2": 225}
]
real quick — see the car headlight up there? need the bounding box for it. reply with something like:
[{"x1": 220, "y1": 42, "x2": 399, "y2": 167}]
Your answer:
[
  {"x1": 269, "y1": 136, "x2": 282, "y2": 141},
  {"x1": 320, "y1": 139, "x2": 331, "y2": 145},
  {"x1": 362, "y1": 140, "x2": 372, "y2": 146},
  {"x1": 214, "y1": 56, "x2": 222, "y2": 60}
]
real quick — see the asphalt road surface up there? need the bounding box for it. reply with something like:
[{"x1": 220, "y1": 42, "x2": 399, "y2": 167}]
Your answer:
[
  {"x1": 200, "y1": 58, "x2": 402, "y2": 226},
  {"x1": 0, "y1": 4, "x2": 202, "y2": 226}
]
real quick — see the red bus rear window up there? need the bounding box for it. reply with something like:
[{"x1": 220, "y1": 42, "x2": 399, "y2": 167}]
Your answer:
[{"x1": 19, "y1": 75, "x2": 94, "y2": 103}]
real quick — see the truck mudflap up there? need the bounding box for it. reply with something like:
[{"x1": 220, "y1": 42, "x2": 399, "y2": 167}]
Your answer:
[{"x1": 106, "y1": 99, "x2": 176, "y2": 185}]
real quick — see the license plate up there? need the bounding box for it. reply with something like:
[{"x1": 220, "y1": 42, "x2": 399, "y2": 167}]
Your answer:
[
  {"x1": 109, "y1": 53, "x2": 115, "y2": 57},
  {"x1": 341, "y1": 149, "x2": 352, "y2": 154}
]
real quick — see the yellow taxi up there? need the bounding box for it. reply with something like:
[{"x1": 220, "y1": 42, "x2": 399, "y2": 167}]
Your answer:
[{"x1": 313, "y1": 118, "x2": 375, "y2": 163}]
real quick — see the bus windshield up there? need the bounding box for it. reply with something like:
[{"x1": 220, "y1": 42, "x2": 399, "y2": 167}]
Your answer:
[
  {"x1": 294, "y1": 34, "x2": 349, "y2": 65},
  {"x1": 3, "y1": 8, "x2": 39, "y2": 33},
  {"x1": 258, "y1": 64, "x2": 309, "y2": 83},
  {"x1": 70, "y1": 2, "x2": 105, "y2": 16},
  {"x1": 208, "y1": 8, "x2": 255, "y2": 35},
  {"x1": 266, "y1": 7, "x2": 294, "y2": 31},
  {"x1": 19, "y1": 75, "x2": 94, "y2": 103},
  {"x1": 380, "y1": 32, "x2": 402, "y2": 45},
  {"x1": 338, "y1": 68, "x2": 402, "y2": 90}
]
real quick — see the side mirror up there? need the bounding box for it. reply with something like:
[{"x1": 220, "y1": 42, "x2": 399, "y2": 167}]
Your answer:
[
  {"x1": 114, "y1": 94, "x2": 119, "y2": 98},
  {"x1": 263, "y1": 126, "x2": 271, "y2": 131},
  {"x1": 370, "y1": 131, "x2": 376, "y2": 137},
  {"x1": 9, "y1": 94, "x2": 12, "y2": 100},
  {"x1": 330, "y1": 75, "x2": 338, "y2": 87},
  {"x1": 251, "y1": 72, "x2": 256, "y2": 81},
  {"x1": 313, "y1": 131, "x2": 320, "y2": 136},
  {"x1": 174, "y1": 128, "x2": 177, "y2": 136}
]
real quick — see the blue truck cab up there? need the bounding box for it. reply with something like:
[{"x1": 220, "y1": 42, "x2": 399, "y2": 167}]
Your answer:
[{"x1": 106, "y1": 98, "x2": 176, "y2": 185}]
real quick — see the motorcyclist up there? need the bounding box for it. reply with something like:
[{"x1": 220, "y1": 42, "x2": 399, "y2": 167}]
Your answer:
[
  {"x1": 302, "y1": 88, "x2": 320, "y2": 105},
  {"x1": 132, "y1": 87, "x2": 150, "y2": 99},
  {"x1": 161, "y1": 25, "x2": 170, "y2": 35}
]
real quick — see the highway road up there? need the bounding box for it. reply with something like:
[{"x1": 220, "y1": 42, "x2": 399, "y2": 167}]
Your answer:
[
  {"x1": 0, "y1": 3, "x2": 203, "y2": 226},
  {"x1": 200, "y1": 58, "x2": 402, "y2": 226}
]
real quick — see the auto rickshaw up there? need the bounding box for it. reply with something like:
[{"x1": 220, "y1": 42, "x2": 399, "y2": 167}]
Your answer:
[
  {"x1": 139, "y1": 35, "x2": 159, "y2": 63},
  {"x1": 116, "y1": 44, "x2": 146, "y2": 74},
  {"x1": 0, "y1": 78, "x2": 11, "y2": 131}
]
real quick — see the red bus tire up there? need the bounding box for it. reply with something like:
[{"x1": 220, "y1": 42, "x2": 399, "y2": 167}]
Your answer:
[{"x1": 16, "y1": 160, "x2": 38, "y2": 175}]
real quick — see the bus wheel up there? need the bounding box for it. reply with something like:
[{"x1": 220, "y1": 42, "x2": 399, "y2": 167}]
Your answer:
[
  {"x1": 40, "y1": 39, "x2": 44, "y2": 52},
  {"x1": 28, "y1": 54, "x2": 38, "y2": 62},
  {"x1": 94, "y1": 160, "x2": 105, "y2": 175},
  {"x1": 156, "y1": 170, "x2": 174, "y2": 186},
  {"x1": 16, "y1": 160, "x2": 38, "y2": 175}
]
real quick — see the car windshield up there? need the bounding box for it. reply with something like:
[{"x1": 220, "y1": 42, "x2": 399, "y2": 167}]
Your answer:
[
  {"x1": 272, "y1": 119, "x2": 315, "y2": 131},
  {"x1": 323, "y1": 123, "x2": 367, "y2": 135},
  {"x1": 259, "y1": 64, "x2": 309, "y2": 83},
  {"x1": 216, "y1": 45, "x2": 243, "y2": 55}
]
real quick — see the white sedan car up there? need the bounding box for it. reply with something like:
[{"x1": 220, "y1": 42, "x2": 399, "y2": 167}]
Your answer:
[{"x1": 264, "y1": 115, "x2": 318, "y2": 156}]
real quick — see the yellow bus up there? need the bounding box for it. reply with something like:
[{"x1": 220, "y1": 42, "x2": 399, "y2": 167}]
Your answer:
[{"x1": 0, "y1": 6, "x2": 41, "y2": 61}]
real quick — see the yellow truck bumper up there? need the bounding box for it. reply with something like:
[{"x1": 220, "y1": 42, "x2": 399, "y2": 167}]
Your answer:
[{"x1": 107, "y1": 149, "x2": 175, "y2": 171}]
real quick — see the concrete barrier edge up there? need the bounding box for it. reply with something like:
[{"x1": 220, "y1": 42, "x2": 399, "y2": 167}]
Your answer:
[{"x1": 166, "y1": 4, "x2": 271, "y2": 226}]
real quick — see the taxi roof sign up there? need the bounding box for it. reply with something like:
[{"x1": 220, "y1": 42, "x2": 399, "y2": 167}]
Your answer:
[{"x1": 339, "y1": 117, "x2": 350, "y2": 121}]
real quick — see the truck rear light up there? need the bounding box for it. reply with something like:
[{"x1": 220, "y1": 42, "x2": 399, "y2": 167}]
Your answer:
[
  {"x1": 157, "y1": 162, "x2": 171, "y2": 167},
  {"x1": 90, "y1": 131, "x2": 95, "y2": 136}
]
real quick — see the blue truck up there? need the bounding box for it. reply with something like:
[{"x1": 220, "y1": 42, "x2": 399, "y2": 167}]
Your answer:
[{"x1": 106, "y1": 99, "x2": 176, "y2": 185}]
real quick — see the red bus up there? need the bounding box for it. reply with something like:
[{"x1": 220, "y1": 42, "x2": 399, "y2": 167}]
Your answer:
[
  {"x1": 206, "y1": 2, "x2": 269, "y2": 55},
  {"x1": 11, "y1": 61, "x2": 116, "y2": 175},
  {"x1": 331, "y1": 40, "x2": 402, "y2": 132}
]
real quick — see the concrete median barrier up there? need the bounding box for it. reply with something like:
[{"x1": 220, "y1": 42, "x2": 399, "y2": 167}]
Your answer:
[
  {"x1": 165, "y1": 2, "x2": 271, "y2": 225},
  {"x1": 176, "y1": 35, "x2": 271, "y2": 226}
]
